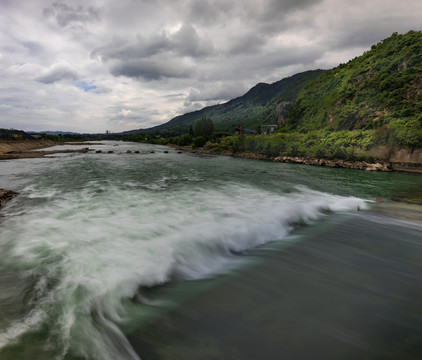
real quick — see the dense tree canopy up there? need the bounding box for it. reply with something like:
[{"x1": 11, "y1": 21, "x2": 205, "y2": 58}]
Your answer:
[{"x1": 193, "y1": 117, "x2": 214, "y2": 139}]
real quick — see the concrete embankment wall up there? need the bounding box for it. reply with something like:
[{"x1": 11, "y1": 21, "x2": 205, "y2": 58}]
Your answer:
[
  {"x1": 389, "y1": 148, "x2": 422, "y2": 172},
  {"x1": 369, "y1": 146, "x2": 422, "y2": 173},
  {"x1": 0, "y1": 140, "x2": 57, "y2": 155}
]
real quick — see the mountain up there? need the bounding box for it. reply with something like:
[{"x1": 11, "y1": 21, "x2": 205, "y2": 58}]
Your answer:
[
  {"x1": 286, "y1": 31, "x2": 422, "y2": 135},
  {"x1": 122, "y1": 69, "x2": 325, "y2": 136}
]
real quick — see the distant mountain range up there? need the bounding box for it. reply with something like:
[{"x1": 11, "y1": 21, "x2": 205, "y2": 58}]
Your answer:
[
  {"x1": 123, "y1": 31, "x2": 421, "y2": 139},
  {"x1": 120, "y1": 69, "x2": 326, "y2": 136},
  {"x1": 27, "y1": 131, "x2": 83, "y2": 136}
]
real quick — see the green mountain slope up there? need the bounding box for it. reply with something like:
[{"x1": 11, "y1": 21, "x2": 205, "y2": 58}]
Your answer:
[
  {"x1": 286, "y1": 31, "x2": 422, "y2": 139},
  {"x1": 125, "y1": 69, "x2": 325, "y2": 136}
]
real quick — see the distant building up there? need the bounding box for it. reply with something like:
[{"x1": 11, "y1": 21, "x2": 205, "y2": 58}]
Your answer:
[
  {"x1": 234, "y1": 125, "x2": 257, "y2": 136},
  {"x1": 234, "y1": 125, "x2": 243, "y2": 136},
  {"x1": 261, "y1": 124, "x2": 277, "y2": 135}
]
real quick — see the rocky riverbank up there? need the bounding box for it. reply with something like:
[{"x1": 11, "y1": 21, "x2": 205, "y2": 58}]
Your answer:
[{"x1": 170, "y1": 145, "x2": 393, "y2": 172}]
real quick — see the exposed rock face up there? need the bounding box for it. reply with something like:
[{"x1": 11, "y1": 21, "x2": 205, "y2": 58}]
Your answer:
[{"x1": 0, "y1": 189, "x2": 18, "y2": 206}]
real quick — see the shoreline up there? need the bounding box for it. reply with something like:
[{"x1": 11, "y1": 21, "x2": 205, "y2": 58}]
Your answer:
[
  {"x1": 0, "y1": 140, "x2": 58, "y2": 155},
  {"x1": 168, "y1": 144, "x2": 422, "y2": 173},
  {"x1": 0, "y1": 140, "x2": 93, "y2": 160}
]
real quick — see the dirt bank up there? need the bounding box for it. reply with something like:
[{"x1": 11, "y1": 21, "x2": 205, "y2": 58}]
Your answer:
[
  {"x1": 0, "y1": 140, "x2": 94, "y2": 160},
  {"x1": 0, "y1": 140, "x2": 58, "y2": 155}
]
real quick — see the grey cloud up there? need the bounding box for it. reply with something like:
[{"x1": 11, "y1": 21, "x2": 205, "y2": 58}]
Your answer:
[
  {"x1": 22, "y1": 41, "x2": 44, "y2": 56},
  {"x1": 243, "y1": 0, "x2": 323, "y2": 34},
  {"x1": 172, "y1": 24, "x2": 215, "y2": 58},
  {"x1": 257, "y1": 0, "x2": 323, "y2": 21},
  {"x1": 327, "y1": 19, "x2": 417, "y2": 51},
  {"x1": 187, "y1": 1, "x2": 221, "y2": 25},
  {"x1": 188, "y1": 83, "x2": 248, "y2": 102},
  {"x1": 92, "y1": 24, "x2": 214, "y2": 62},
  {"x1": 227, "y1": 33, "x2": 266, "y2": 56},
  {"x1": 110, "y1": 59, "x2": 191, "y2": 80},
  {"x1": 36, "y1": 64, "x2": 79, "y2": 84},
  {"x1": 180, "y1": 101, "x2": 204, "y2": 114},
  {"x1": 186, "y1": 0, "x2": 233, "y2": 26},
  {"x1": 91, "y1": 35, "x2": 170, "y2": 61},
  {"x1": 43, "y1": 2, "x2": 102, "y2": 28}
]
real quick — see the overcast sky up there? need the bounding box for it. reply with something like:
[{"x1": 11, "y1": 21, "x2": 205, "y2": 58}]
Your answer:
[{"x1": 0, "y1": 0, "x2": 421, "y2": 133}]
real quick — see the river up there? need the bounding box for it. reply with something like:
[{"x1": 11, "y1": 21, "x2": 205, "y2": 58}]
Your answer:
[{"x1": 0, "y1": 141, "x2": 421, "y2": 359}]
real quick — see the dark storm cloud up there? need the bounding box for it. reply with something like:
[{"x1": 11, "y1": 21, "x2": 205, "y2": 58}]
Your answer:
[
  {"x1": 110, "y1": 59, "x2": 191, "y2": 80},
  {"x1": 36, "y1": 64, "x2": 79, "y2": 84},
  {"x1": 43, "y1": 2, "x2": 102, "y2": 28}
]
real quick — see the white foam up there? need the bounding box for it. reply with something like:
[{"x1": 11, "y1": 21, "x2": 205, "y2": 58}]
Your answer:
[{"x1": 0, "y1": 180, "x2": 366, "y2": 359}]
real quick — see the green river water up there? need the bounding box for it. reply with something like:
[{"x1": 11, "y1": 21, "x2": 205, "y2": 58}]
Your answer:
[{"x1": 0, "y1": 141, "x2": 421, "y2": 359}]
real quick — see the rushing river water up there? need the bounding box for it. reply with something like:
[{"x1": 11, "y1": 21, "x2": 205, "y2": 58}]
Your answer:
[{"x1": 0, "y1": 141, "x2": 421, "y2": 360}]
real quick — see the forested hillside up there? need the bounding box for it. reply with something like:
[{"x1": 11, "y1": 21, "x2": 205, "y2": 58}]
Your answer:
[
  {"x1": 286, "y1": 31, "x2": 422, "y2": 148},
  {"x1": 123, "y1": 69, "x2": 325, "y2": 136}
]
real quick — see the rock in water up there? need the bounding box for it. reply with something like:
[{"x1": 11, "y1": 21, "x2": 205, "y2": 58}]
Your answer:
[{"x1": 0, "y1": 189, "x2": 18, "y2": 205}]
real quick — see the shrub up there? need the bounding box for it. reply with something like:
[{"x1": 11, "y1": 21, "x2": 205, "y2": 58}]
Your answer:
[
  {"x1": 179, "y1": 134, "x2": 193, "y2": 146},
  {"x1": 192, "y1": 136, "x2": 206, "y2": 148}
]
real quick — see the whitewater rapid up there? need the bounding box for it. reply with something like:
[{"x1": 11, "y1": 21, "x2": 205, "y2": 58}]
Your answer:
[{"x1": 0, "y1": 142, "x2": 376, "y2": 359}]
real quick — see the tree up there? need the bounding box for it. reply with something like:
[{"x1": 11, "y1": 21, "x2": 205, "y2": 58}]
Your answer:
[
  {"x1": 194, "y1": 117, "x2": 214, "y2": 139},
  {"x1": 192, "y1": 136, "x2": 206, "y2": 148}
]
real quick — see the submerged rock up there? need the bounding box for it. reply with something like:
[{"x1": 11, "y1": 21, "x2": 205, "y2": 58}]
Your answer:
[{"x1": 0, "y1": 189, "x2": 18, "y2": 206}]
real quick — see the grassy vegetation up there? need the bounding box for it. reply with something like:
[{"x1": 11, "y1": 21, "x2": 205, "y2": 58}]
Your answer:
[
  {"x1": 122, "y1": 69, "x2": 325, "y2": 136},
  {"x1": 112, "y1": 31, "x2": 422, "y2": 164},
  {"x1": 286, "y1": 31, "x2": 422, "y2": 149},
  {"x1": 206, "y1": 130, "x2": 376, "y2": 161}
]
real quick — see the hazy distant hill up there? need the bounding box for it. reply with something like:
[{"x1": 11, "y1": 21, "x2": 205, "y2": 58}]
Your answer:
[
  {"x1": 0, "y1": 128, "x2": 34, "y2": 141},
  {"x1": 286, "y1": 31, "x2": 422, "y2": 134},
  {"x1": 28, "y1": 131, "x2": 82, "y2": 136},
  {"x1": 122, "y1": 69, "x2": 325, "y2": 136}
]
